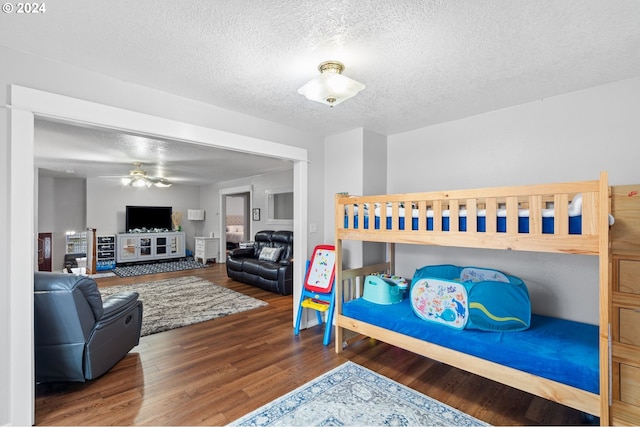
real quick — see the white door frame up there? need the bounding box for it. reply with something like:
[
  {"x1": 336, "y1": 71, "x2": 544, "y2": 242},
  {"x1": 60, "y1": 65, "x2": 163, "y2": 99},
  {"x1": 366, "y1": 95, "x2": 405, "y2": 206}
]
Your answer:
[
  {"x1": 219, "y1": 185, "x2": 253, "y2": 262},
  {"x1": 8, "y1": 85, "x2": 308, "y2": 425}
]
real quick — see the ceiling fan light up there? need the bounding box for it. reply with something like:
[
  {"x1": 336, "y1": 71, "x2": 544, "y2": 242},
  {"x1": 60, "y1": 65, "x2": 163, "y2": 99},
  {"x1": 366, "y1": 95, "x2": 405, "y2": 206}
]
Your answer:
[
  {"x1": 298, "y1": 61, "x2": 365, "y2": 107},
  {"x1": 154, "y1": 179, "x2": 172, "y2": 188},
  {"x1": 121, "y1": 163, "x2": 172, "y2": 188},
  {"x1": 131, "y1": 177, "x2": 148, "y2": 187}
]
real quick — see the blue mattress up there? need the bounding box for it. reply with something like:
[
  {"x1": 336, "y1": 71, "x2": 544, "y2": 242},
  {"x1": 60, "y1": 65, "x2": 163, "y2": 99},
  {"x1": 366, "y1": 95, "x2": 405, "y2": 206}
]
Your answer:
[
  {"x1": 345, "y1": 215, "x2": 582, "y2": 234},
  {"x1": 342, "y1": 297, "x2": 599, "y2": 394}
]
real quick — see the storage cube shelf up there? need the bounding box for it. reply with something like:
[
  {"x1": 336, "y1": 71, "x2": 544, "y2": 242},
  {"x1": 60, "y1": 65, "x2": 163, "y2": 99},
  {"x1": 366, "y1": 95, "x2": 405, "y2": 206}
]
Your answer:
[{"x1": 96, "y1": 235, "x2": 116, "y2": 271}]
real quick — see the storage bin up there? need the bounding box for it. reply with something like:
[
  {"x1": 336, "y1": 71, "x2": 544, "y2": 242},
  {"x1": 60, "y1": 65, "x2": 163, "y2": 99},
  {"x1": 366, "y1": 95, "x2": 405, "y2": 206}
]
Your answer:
[{"x1": 363, "y1": 275, "x2": 402, "y2": 305}]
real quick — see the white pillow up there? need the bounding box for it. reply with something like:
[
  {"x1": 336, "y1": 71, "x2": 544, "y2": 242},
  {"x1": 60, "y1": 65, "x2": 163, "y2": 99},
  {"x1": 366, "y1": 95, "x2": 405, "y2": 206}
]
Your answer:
[{"x1": 259, "y1": 247, "x2": 282, "y2": 262}]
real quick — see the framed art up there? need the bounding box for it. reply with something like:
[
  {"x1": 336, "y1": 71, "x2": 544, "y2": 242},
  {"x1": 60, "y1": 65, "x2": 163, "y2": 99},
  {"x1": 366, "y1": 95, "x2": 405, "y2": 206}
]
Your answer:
[{"x1": 252, "y1": 208, "x2": 261, "y2": 221}]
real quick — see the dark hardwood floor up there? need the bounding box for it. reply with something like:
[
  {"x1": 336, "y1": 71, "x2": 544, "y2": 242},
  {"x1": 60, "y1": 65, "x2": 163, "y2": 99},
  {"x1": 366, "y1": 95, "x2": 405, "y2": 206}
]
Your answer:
[{"x1": 35, "y1": 263, "x2": 595, "y2": 426}]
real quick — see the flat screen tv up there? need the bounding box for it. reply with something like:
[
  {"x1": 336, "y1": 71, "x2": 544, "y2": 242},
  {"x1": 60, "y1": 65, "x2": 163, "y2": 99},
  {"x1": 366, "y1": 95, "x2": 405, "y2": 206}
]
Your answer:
[{"x1": 125, "y1": 206, "x2": 173, "y2": 232}]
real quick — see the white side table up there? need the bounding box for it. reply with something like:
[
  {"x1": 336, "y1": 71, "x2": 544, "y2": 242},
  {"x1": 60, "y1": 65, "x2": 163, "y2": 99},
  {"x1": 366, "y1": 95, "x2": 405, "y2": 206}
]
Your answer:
[{"x1": 194, "y1": 237, "x2": 219, "y2": 264}]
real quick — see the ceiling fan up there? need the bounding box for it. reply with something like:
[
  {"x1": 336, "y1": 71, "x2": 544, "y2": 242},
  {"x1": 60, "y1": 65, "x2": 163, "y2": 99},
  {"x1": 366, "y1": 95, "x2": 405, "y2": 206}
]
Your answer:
[{"x1": 121, "y1": 162, "x2": 172, "y2": 188}]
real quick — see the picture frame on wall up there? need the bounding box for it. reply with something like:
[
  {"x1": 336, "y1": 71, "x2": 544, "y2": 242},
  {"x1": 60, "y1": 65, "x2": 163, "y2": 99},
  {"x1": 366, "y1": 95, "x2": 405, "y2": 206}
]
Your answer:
[{"x1": 252, "y1": 208, "x2": 260, "y2": 221}]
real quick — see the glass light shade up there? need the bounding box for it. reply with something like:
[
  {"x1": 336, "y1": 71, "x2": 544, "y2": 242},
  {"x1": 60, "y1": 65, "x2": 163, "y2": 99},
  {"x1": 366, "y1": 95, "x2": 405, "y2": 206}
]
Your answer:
[
  {"x1": 131, "y1": 177, "x2": 150, "y2": 187},
  {"x1": 298, "y1": 73, "x2": 365, "y2": 107}
]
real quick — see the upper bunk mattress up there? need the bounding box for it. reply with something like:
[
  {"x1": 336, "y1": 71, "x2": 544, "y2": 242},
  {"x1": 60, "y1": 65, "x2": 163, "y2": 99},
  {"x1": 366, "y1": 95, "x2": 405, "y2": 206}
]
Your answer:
[
  {"x1": 345, "y1": 213, "x2": 582, "y2": 234},
  {"x1": 342, "y1": 297, "x2": 599, "y2": 394}
]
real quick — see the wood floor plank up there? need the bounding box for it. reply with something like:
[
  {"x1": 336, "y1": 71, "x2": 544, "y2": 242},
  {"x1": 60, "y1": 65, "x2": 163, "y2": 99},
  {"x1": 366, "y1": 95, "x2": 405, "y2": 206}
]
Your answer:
[{"x1": 34, "y1": 263, "x2": 594, "y2": 426}]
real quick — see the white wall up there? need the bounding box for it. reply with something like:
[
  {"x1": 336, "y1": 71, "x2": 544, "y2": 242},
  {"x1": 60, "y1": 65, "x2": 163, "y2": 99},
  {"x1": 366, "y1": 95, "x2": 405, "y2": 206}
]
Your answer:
[
  {"x1": 324, "y1": 129, "x2": 365, "y2": 269},
  {"x1": 250, "y1": 169, "x2": 295, "y2": 232},
  {"x1": 362, "y1": 129, "x2": 388, "y2": 267},
  {"x1": 37, "y1": 175, "x2": 86, "y2": 270},
  {"x1": 324, "y1": 128, "x2": 388, "y2": 268},
  {"x1": 226, "y1": 196, "x2": 245, "y2": 216},
  {"x1": 87, "y1": 178, "x2": 201, "y2": 252},
  {"x1": 387, "y1": 77, "x2": 640, "y2": 324},
  {"x1": 204, "y1": 169, "x2": 294, "y2": 240}
]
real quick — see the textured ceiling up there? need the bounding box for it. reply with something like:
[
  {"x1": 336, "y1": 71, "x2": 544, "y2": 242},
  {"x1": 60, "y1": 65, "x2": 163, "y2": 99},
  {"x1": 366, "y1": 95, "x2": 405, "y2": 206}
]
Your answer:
[
  {"x1": 2, "y1": 0, "x2": 640, "y2": 184},
  {"x1": 34, "y1": 120, "x2": 293, "y2": 185}
]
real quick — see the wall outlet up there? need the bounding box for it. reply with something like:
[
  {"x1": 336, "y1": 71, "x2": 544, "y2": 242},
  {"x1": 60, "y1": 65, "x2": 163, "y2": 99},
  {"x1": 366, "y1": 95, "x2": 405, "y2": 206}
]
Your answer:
[{"x1": 309, "y1": 223, "x2": 317, "y2": 233}]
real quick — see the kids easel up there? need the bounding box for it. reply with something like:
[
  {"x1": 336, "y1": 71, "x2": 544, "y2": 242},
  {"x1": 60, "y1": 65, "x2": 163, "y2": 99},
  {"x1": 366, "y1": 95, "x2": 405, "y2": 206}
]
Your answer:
[{"x1": 293, "y1": 245, "x2": 336, "y2": 345}]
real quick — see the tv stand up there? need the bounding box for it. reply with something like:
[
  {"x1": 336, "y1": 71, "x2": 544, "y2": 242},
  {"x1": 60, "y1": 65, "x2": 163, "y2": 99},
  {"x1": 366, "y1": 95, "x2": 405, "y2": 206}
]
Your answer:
[{"x1": 116, "y1": 231, "x2": 185, "y2": 264}]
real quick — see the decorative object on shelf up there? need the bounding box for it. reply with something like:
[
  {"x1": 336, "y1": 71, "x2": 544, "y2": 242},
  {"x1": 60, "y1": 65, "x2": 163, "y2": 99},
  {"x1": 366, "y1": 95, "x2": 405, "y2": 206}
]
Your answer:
[
  {"x1": 252, "y1": 208, "x2": 260, "y2": 221},
  {"x1": 120, "y1": 162, "x2": 173, "y2": 188},
  {"x1": 298, "y1": 60, "x2": 366, "y2": 107},
  {"x1": 171, "y1": 211, "x2": 182, "y2": 231}
]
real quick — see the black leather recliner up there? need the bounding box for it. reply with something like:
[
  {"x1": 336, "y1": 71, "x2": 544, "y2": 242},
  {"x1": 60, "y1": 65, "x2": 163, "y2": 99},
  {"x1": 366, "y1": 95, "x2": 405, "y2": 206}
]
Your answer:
[
  {"x1": 226, "y1": 230, "x2": 293, "y2": 295},
  {"x1": 34, "y1": 272, "x2": 143, "y2": 383}
]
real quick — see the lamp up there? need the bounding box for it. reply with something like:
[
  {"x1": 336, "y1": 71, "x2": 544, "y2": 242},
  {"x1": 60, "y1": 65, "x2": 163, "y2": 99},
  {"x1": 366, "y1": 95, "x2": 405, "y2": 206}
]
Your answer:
[{"x1": 298, "y1": 61, "x2": 365, "y2": 107}]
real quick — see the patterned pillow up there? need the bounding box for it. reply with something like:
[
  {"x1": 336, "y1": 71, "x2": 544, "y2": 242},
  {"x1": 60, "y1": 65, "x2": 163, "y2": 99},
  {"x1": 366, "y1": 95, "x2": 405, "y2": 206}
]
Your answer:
[{"x1": 259, "y1": 247, "x2": 282, "y2": 262}]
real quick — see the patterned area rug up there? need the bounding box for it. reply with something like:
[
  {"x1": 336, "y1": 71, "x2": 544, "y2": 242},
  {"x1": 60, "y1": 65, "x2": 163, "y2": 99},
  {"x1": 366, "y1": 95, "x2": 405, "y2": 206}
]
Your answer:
[
  {"x1": 99, "y1": 276, "x2": 267, "y2": 336},
  {"x1": 113, "y1": 259, "x2": 208, "y2": 277},
  {"x1": 230, "y1": 361, "x2": 489, "y2": 426}
]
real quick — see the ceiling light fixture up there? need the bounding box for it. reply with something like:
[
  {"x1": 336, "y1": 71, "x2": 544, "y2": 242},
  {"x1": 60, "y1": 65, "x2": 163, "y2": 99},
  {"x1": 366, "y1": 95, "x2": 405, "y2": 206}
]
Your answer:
[
  {"x1": 298, "y1": 60, "x2": 365, "y2": 107},
  {"x1": 121, "y1": 162, "x2": 172, "y2": 188}
]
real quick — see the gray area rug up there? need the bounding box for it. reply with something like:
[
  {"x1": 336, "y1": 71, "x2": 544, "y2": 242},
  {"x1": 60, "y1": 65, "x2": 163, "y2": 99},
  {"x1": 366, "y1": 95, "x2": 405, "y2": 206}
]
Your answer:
[
  {"x1": 112, "y1": 259, "x2": 208, "y2": 277},
  {"x1": 230, "y1": 361, "x2": 489, "y2": 426},
  {"x1": 100, "y1": 275, "x2": 267, "y2": 336}
]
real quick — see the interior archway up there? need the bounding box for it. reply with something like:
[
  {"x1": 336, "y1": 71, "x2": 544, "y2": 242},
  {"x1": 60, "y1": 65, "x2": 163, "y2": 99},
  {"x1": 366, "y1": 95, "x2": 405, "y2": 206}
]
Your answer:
[{"x1": 8, "y1": 84, "x2": 308, "y2": 425}]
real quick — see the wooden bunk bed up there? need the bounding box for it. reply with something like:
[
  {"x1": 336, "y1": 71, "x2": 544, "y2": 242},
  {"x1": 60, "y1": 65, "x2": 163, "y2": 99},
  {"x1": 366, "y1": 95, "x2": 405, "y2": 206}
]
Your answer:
[{"x1": 334, "y1": 172, "x2": 611, "y2": 423}]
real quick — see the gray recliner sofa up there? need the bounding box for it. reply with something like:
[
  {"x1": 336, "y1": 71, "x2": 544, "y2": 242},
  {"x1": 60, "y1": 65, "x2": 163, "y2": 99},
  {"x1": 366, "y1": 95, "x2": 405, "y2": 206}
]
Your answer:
[{"x1": 34, "y1": 271, "x2": 143, "y2": 382}]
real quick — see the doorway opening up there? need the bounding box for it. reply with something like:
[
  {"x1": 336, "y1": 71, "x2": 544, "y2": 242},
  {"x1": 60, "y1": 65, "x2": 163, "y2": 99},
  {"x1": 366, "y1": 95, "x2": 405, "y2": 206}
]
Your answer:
[{"x1": 224, "y1": 193, "x2": 250, "y2": 251}]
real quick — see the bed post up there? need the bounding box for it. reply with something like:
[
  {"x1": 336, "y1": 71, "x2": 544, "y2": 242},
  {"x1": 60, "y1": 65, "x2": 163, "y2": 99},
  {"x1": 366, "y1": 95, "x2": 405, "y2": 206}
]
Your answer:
[
  {"x1": 335, "y1": 194, "x2": 344, "y2": 353},
  {"x1": 598, "y1": 171, "x2": 610, "y2": 425}
]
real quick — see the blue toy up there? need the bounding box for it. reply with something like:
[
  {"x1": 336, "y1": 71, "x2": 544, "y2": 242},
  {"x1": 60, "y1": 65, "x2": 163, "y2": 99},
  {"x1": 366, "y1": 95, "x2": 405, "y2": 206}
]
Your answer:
[{"x1": 411, "y1": 264, "x2": 531, "y2": 331}]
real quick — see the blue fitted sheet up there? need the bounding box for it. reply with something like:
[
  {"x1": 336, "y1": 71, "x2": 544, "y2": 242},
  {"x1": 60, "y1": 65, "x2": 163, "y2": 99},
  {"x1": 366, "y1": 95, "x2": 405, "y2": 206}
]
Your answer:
[
  {"x1": 345, "y1": 214, "x2": 582, "y2": 234},
  {"x1": 342, "y1": 297, "x2": 599, "y2": 394}
]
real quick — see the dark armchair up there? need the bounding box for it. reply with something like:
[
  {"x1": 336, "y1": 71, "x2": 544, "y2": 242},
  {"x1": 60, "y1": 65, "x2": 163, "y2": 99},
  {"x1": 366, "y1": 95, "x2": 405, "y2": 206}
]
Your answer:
[{"x1": 34, "y1": 272, "x2": 143, "y2": 383}]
